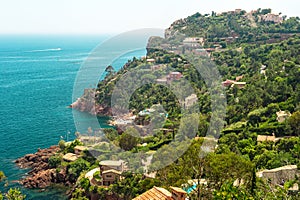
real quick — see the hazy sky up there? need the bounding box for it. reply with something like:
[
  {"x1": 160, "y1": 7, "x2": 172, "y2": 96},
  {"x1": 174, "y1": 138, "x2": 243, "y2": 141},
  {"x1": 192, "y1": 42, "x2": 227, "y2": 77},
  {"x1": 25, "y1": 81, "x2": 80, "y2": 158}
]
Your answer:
[{"x1": 0, "y1": 0, "x2": 299, "y2": 35}]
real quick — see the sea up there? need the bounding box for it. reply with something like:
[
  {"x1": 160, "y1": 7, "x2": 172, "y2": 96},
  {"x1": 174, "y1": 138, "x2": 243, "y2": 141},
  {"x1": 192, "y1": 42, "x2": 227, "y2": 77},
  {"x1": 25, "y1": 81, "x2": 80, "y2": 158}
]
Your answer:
[{"x1": 0, "y1": 35, "x2": 146, "y2": 199}]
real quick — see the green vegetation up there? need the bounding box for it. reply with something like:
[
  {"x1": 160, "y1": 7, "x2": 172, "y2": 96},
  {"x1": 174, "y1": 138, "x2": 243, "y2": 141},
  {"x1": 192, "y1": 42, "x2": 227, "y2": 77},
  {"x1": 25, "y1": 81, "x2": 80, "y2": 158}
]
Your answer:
[
  {"x1": 0, "y1": 171, "x2": 26, "y2": 200},
  {"x1": 51, "y1": 8, "x2": 300, "y2": 199},
  {"x1": 5, "y1": 188, "x2": 26, "y2": 200},
  {"x1": 2, "y1": 7, "x2": 300, "y2": 200}
]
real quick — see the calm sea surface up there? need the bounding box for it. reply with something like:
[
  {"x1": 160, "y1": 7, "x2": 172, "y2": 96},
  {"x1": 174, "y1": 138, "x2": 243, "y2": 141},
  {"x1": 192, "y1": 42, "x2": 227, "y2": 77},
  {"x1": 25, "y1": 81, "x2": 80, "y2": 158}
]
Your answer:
[{"x1": 0, "y1": 35, "x2": 146, "y2": 199}]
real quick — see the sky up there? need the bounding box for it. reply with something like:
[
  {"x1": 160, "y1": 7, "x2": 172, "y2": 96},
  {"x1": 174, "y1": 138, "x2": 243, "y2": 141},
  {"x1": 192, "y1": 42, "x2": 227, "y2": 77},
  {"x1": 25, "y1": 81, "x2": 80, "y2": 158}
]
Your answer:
[{"x1": 0, "y1": 0, "x2": 299, "y2": 35}]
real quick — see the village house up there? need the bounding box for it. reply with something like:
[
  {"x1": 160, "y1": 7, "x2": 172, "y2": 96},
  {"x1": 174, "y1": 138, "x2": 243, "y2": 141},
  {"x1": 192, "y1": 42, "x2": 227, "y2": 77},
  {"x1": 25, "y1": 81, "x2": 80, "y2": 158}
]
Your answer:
[
  {"x1": 257, "y1": 165, "x2": 298, "y2": 185},
  {"x1": 85, "y1": 167, "x2": 123, "y2": 186},
  {"x1": 83, "y1": 160, "x2": 127, "y2": 187},
  {"x1": 99, "y1": 160, "x2": 125, "y2": 172},
  {"x1": 156, "y1": 72, "x2": 183, "y2": 84},
  {"x1": 222, "y1": 79, "x2": 235, "y2": 87},
  {"x1": 63, "y1": 153, "x2": 80, "y2": 162},
  {"x1": 138, "y1": 108, "x2": 156, "y2": 117},
  {"x1": 156, "y1": 78, "x2": 168, "y2": 84},
  {"x1": 151, "y1": 64, "x2": 164, "y2": 71},
  {"x1": 74, "y1": 146, "x2": 88, "y2": 155},
  {"x1": 183, "y1": 37, "x2": 204, "y2": 48},
  {"x1": 261, "y1": 13, "x2": 283, "y2": 24},
  {"x1": 167, "y1": 72, "x2": 183, "y2": 81},
  {"x1": 146, "y1": 58, "x2": 156, "y2": 63},
  {"x1": 101, "y1": 169, "x2": 122, "y2": 186},
  {"x1": 205, "y1": 48, "x2": 216, "y2": 53},
  {"x1": 257, "y1": 133, "x2": 276, "y2": 143},
  {"x1": 78, "y1": 135, "x2": 102, "y2": 144},
  {"x1": 133, "y1": 186, "x2": 187, "y2": 200},
  {"x1": 192, "y1": 49, "x2": 209, "y2": 57},
  {"x1": 222, "y1": 79, "x2": 246, "y2": 88},
  {"x1": 233, "y1": 81, "x2": 246, "y2": 88},
  {"x1": 183, "y1": 94, "x2": 198, "y2": 108},
  {"x1": 276, "y1": 110, "x2": 291, "y2": 123}
]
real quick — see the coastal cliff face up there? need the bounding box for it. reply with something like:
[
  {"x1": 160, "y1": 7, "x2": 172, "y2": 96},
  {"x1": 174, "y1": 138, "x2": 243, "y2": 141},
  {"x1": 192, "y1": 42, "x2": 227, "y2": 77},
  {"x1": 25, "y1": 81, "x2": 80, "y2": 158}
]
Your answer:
[
  {"x1": 70, "y1": 89, "x2": 112, "y2": 116},
  {"x1": 15, "y1": 146, "x2": 70, "y2": 188},
  {"x1": 70, "y1": 97, "x2": 112, "y2": 116}
]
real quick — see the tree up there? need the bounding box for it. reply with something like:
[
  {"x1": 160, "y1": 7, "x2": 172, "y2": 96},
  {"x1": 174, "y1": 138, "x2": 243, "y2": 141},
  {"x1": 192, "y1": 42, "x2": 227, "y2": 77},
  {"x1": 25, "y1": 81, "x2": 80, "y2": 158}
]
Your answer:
[
  {"x1": 204, "y1": 153, "x2": 254, "y2": 189},
  {"x1": 67, "y1": 158, "x2": 90, "y2": 183},
  {"x1": 119, "y1": 127, "x2": 140, "y2": 151},
  {"x1": 247, "y1": 108, "x2": 265, "y2": 127},
  {"x1": 58, "y1": 140, "x2": 66, "y2": 150},
  {"x1": 287, "y1": 111, "x2": 300, "y2": 136},
  {"x1": 103, "y1": 128, "x2": 119, "y2": 141},
  {"x1": 213, "y1": 182, "x2": 253, "y2": 200},
  {"x1": 48, "y1": 154, "x2": 63, "y2": 168},
  {"x1": 6, "y1": 188, "x2": 26, "y2": 200}
]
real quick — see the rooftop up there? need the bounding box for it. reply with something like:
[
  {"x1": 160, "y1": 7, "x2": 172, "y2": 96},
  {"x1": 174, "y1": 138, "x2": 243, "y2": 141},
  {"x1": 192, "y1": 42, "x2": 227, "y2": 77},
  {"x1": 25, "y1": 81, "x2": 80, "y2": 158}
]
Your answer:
[
  {"x1": 170, "y1": 71, "x2": 182, "y2": 75},
  {"x1": 102, "y1": 169, "x2": 122, "y2": 175},
  {"x1": 170, "y1": 186, "x2": 187, "y2": 194},
  {"x1": 266, "y1": 165, "x2": 297, "y2": 173},
  {"x1": 63, "y1": 153, "x2": 79, "y2": 162},
  {"x1": 257, "y1": 135, "x2": 276, "y2": 142},
  {"x1": 133, "y1": 186, "x2": 172, "y2": 200},
  {"x1": 99, "y1": 160, "x2": 124, "y2": 167},
  {"x1": 74, "y1": 146, "x2": 88, "y2": 151},
  {"x1": 276, "y1": 110, "x2": 291, "y2": 117}
]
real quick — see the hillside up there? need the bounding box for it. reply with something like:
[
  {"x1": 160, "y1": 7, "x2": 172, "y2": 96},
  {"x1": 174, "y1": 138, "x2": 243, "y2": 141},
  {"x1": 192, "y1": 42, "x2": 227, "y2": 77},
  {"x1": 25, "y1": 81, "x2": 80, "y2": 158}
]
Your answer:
[{"x1": 68, "y1": 8, "x2": 300, "y2": 199}]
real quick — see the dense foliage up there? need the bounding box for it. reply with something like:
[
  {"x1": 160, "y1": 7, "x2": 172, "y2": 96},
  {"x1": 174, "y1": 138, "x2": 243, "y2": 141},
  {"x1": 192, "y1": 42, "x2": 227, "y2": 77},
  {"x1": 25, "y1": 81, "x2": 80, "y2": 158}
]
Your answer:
[{"x1": 68, "y1": 9, "x2": 300, "y2": 199}]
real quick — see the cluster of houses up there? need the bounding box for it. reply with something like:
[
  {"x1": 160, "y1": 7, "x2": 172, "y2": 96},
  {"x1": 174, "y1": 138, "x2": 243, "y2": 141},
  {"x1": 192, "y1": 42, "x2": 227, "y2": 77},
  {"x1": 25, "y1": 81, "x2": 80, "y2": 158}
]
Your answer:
[
  {"x1": 261, "y1": 13, "x2": 283, "y2": 24},
  {"x1": 63, "y1": 139, "x2": 299, "y2": 197}
]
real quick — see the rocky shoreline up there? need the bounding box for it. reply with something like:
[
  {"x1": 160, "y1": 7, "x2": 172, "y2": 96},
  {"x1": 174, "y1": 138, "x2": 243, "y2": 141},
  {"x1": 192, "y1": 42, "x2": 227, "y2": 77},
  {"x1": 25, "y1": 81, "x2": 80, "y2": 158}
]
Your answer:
[{"x1": 15, "y1": 146, "x2": 70, "y2": 189}]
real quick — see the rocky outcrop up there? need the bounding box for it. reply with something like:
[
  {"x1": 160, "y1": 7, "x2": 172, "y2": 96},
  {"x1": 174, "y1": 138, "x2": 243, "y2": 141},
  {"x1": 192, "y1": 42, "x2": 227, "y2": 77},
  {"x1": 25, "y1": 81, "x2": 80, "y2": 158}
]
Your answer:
[
  {"x1": 70, "y1": 89, "x2": 112, "y2": 116},
  {"x1": 15, "y1": 146, "x2": 70, "y2": 188},
  {"x1": 70, "y1": 98, "x2": 112, "y2": 116},
  {"x1": 165, "y1": 18, "x2": 187, "y2": 39}
]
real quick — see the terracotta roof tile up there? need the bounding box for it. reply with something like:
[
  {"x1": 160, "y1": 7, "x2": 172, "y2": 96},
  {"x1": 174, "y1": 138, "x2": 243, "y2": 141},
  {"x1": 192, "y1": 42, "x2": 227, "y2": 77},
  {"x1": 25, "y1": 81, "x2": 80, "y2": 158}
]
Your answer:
[{"x1": 133, "y1": 186, "x2": 172, "y2": 200}]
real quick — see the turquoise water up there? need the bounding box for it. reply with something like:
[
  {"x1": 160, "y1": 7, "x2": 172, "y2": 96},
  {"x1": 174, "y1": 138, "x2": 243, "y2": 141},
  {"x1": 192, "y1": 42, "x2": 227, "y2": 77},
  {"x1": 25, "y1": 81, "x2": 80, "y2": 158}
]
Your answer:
[{"x1": 0, "y1": 35, "x2": 146, "y2": 199}]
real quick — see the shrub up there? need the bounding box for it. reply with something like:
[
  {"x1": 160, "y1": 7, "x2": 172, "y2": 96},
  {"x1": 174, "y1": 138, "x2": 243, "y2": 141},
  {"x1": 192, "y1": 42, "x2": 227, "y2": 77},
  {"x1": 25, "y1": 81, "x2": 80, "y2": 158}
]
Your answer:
[{"x1": 48, "y1": 154, "x2": 62, "y2": 168}]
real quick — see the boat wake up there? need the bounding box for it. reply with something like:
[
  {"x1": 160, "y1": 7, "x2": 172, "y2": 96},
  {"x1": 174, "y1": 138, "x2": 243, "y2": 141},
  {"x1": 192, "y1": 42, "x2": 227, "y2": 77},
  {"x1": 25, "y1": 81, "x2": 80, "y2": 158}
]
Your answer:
[{"x1": 26, "y1": 48, "x2": 62, "y2": 53}]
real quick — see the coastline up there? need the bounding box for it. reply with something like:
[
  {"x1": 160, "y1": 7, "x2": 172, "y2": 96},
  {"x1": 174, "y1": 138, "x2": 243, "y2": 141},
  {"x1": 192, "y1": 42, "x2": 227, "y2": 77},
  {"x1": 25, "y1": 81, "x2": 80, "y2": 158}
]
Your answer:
[{"x1": 14, "y1": 146, "x2": 69, "y2": 189}]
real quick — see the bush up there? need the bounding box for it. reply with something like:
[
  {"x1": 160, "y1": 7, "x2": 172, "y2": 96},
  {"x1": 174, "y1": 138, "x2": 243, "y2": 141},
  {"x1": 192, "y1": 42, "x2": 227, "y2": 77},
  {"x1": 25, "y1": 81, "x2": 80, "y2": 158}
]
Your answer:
[
  {"x1": 58, "y1": 140, "x2": 66, "y2": 150},
  {"x1": 6, "y1": 188, "x2": 26, "y2": 200},
  {"x1": 67, "y1": 158, "x2": 90, "y2": 182},
  {"x1": 48, "y1": 154, "x2": 62, "y2": 168}
]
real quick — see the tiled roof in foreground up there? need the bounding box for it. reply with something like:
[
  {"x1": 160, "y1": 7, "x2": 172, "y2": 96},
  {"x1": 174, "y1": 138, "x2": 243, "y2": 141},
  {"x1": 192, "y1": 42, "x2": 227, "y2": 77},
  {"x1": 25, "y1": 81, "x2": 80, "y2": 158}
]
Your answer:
[{"x1": 133, "y1": 186, "x2": 172, "y2": 200}]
